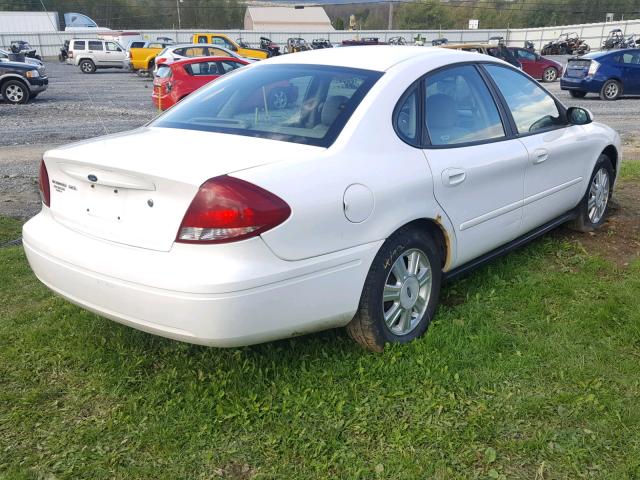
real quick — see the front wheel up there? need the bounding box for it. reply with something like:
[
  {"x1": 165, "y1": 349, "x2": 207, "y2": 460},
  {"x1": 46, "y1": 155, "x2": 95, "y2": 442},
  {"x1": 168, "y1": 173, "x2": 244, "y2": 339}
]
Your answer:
[
  {"x1": 347, "y1": 228, "x2": 442, "y2": 352},
  {"x1": 569, "y1": 90, "x2": 587, "y2": 98},
  {"x1": 2, "y1": 80, "x2": 30, "y2": 104},
  {"x1": 569, "y1": 154, "x2": 614, "y2": 232},
  {"x1": 600, "y1": 79, "x2": 621, "y2": 100},
  {"x1": 542, "y1": 67, "x2": 558, "y2": 82}
]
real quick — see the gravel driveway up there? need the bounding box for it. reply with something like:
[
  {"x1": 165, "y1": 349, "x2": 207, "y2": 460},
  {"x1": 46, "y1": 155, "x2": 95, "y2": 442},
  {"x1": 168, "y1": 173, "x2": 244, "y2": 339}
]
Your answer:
[{"x1": 0, "y1": 57, "x2": 638, "y2": 219}]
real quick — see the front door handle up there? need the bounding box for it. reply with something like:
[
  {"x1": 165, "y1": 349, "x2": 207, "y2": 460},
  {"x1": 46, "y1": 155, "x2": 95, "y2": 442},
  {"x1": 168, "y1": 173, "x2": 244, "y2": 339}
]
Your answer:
[
  {"x1": 442, "y1": 168, "x2": 466, "y2": 187},
  {"x1": 532, "y1": 149, "x2": 549, "y2": 164}
]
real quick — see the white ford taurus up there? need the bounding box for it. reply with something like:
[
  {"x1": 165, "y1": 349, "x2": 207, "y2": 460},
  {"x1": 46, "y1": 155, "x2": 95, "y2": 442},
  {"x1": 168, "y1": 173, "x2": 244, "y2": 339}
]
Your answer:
[{"x1": 24, "y1": 46, "x2": 621, "y2": 351}]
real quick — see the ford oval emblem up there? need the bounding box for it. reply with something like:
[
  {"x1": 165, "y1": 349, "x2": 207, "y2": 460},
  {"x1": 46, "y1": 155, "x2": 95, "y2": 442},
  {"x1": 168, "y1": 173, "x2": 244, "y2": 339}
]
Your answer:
[{"x1": 88, "y1": 174, "x2": 98, "y2": 182}]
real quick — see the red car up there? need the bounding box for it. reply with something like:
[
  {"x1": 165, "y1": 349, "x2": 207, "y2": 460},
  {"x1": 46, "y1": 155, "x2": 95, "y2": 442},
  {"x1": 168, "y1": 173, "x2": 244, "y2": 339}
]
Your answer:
[
  {"x1": 152, "y1": 56, "x2": 248, "y2": 110},
  {"x1": 507, "y1": 47, "x2": 564, "y2": 82}
]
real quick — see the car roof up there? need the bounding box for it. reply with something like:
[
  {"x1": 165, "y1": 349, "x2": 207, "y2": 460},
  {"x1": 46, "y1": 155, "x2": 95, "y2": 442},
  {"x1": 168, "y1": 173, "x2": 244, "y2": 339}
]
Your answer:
[
  {"x1": 581, "y1": 48, "x2": 640, "y2": 60},
  {"x1": 262, "y1": 45, "x2": 483, "y2": 72},
  {"x1": 168, "y1": 55, "x2": 247, "y2": 66}
]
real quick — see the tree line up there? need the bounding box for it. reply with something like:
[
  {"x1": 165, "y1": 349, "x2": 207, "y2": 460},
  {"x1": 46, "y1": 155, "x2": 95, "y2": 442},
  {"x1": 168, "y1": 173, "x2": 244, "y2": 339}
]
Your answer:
[{"x1": 2, "y1": 0, "x2": 639, "y2": 30}]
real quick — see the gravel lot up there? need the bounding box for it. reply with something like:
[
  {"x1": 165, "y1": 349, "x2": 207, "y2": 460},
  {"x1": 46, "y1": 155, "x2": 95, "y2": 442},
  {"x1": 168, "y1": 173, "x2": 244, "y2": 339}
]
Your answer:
[{"x1": 0, "y1": 57, "x2": 638, "y2": 219}]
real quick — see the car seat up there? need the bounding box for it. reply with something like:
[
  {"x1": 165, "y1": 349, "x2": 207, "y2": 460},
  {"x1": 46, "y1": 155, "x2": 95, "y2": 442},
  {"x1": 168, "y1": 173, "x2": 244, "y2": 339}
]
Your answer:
[{"x1": 425, "y1": 94, "x2": 468, "y2": 145}]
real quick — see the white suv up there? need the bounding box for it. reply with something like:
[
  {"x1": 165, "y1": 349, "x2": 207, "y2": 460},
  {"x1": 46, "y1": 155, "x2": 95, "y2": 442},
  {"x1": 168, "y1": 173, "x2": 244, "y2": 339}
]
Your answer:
[{"x1": 68, "y1": 39, "x2": 127, "y2": 73}]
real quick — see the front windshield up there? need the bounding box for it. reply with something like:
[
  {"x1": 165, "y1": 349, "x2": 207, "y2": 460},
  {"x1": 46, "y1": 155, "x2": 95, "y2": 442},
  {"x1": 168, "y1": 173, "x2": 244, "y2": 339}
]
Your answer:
[{"x1": 152, "y1": 64, "x2": 382, "y2": 147}]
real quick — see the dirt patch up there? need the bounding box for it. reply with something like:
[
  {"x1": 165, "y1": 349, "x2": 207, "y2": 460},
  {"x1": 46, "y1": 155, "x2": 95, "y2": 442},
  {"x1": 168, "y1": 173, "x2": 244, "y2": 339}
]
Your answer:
[{"x1": 556, "y1": 179, "x2": 640, "y2": 268}]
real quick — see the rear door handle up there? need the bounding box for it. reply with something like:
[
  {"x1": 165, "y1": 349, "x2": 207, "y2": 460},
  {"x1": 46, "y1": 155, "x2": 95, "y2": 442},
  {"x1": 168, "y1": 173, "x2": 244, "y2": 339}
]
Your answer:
[
  {"x1": 532, "y1": 149, "x2": 549, "y2": 164},
  {"x1": 442, "y1": 168, "x2": 466, "y2": 187}
]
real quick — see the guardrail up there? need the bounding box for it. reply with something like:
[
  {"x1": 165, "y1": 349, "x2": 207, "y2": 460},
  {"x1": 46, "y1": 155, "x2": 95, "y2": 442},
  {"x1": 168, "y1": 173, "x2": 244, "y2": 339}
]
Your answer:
[{"x1": 1, "y1": 18, "x2": 639, "y2": 58}]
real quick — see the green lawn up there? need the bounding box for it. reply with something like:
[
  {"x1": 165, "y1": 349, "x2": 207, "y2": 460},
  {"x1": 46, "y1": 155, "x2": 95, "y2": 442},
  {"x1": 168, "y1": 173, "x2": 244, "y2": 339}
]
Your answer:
[{"x1": 1, "y1": 171, "x2": 639, "y2": 479}]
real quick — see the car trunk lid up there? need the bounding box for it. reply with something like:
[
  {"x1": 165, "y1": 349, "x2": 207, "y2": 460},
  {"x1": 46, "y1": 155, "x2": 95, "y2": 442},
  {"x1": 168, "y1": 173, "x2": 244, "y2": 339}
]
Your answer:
[{"x1": 44, "y1": 127, "x2": 321, "y2": 251}]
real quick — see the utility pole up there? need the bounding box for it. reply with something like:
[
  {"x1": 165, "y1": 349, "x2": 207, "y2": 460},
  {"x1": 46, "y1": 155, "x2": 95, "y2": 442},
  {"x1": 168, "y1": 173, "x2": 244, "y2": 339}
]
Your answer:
[
  {"x1": 388, "y1": 1, "x2": 393, "y2": 30},
  {"x1": 176, "y1": 0, "x2": 182, "y2": 30}
]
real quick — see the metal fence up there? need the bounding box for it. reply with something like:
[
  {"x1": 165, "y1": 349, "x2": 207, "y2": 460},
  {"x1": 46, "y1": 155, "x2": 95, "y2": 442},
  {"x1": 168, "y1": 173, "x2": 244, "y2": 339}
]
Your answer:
[{"x1": 1, "y1": 18, "x2": 639, "y2": 58}]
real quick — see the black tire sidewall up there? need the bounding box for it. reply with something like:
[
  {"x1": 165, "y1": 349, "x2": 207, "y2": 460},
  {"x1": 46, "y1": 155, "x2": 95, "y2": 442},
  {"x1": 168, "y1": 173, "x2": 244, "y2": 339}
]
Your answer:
[
  {"x1": 570, "y1": 90, "x2": 587, "y2": 98},
  {"x1": 578, "y1": 155, "x2": 614, "y2": 229},
  {"x1": 600, "y1": 80, "x2": 620, "y2": 100},
  {"x1": 80, "y1": 60, "x2": 95, "y2": 73},
  {"x1": 361, "y1": 229, "x2": 442, "y2": 345},
  {"x1": 2, "y1": 80, "x2": 30, "y2": 104}
]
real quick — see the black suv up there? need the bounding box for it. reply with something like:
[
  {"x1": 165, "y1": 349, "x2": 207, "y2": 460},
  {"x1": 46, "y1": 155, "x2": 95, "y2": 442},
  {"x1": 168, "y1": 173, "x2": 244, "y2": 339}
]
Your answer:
[{"x1": 0, "y1": 61, "x2": 47, "y2": 104}]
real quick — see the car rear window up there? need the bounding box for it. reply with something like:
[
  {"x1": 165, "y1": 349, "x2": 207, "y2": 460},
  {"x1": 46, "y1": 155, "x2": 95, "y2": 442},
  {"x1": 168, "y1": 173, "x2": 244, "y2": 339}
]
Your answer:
[{"x1": 152, "y1": 64, "x2": 382, "y2": 147}]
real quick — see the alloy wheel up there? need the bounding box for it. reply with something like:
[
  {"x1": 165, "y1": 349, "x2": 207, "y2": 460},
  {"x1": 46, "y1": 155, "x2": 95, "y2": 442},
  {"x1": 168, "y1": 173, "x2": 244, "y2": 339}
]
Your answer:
[
  {"x1": 587, "y1": 167, "x2": 610, "y2": 224},
  {"x1": 382, "y1": 248, "x2": 432, "y2": 336},
  {"x1": 604, "y1": 82, "x2": 619, "y2": 99},
  {"x1": 543, "y1": 68, "x2": 557, "y2": 82},
  {"x1": 271, "y1": 90, "x2": 288, "y2": 109},
  {"x1": 5, "y1": 84, "x2": 24, "y2": 103}
]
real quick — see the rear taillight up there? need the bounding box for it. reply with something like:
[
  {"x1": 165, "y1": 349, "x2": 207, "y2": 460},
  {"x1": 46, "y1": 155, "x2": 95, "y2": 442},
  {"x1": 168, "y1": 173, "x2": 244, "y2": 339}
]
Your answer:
[
  {"x1": 68, "y1": 51, "x2": 73, "y2": 58},
  {"x1": 176, "y1": 176, "x2": 290, "y2": 244},
  {"x1": 38, "y1": 159, "x2": 50, "y2": 207},
  {"x1": 588, "y1": 60, "x2": 600, "y2": 76}
]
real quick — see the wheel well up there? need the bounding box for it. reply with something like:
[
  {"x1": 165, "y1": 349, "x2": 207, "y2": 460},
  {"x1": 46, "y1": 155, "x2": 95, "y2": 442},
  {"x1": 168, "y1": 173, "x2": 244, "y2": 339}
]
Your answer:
[
  {"x1": 0, "y1": 76, "x2": 29, "y2": 93},
  {"x1": 602, "y1": 145, "x2": 618, "y2": 178},
  {"x1": 399, "y1": 218, "x2": 450, "y2": 270}
]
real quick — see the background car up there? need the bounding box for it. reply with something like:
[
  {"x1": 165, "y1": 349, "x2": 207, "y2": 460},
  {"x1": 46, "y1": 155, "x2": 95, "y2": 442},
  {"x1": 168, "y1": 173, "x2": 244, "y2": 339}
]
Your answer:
[
  {"x1": 0, "y1": 48, "x2": 43, "y2": 67},
  {"x1": 440, "y1": 43, "x2": 521, "y2": 69},
  {"x1": 508, "y1": 47, "x2": 563, "y2": 82},
  {"x1": 152, "y1": 56, "x2": 248, "y2": 110},
  {"x1": 0, "y1": 61, "x2": 47, "y2": 104},
  {"x1": 68, "y1": 38, "x2": 127, "y2": 73},
  {"x1": 154, "y1": 44, "x2": 247, "y2": 70},
  {"x1": 561, "y1": 48, "x2": 640, "y2": 100}
]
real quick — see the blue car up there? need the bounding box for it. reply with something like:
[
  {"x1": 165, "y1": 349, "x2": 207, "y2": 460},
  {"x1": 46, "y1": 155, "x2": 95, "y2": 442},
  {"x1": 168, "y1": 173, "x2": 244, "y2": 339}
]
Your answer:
[{"x1": 561, "y1": 48, "x2": 640, "y2": 100}]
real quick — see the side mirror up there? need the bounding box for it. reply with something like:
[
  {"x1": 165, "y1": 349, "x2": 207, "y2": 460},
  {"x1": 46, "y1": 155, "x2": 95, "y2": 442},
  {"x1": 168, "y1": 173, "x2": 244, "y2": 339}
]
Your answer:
[{"x1": 567, "y1": 106, "x2": 593, "y2": 125}]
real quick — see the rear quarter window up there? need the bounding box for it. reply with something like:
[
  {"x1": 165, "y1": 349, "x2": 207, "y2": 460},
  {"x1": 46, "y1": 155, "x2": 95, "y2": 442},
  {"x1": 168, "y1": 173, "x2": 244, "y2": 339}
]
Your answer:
[
  {"x1": 72, "y1": 40, "x2": 86, "y2": 50},
  {"x1": 88, "y1": 41, "x2": 103, "y2": 51}
]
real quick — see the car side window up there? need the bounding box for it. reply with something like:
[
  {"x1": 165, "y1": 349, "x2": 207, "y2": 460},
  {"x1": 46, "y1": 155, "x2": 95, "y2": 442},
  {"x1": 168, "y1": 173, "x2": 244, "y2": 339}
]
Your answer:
[
  {"x1": 106, "y1": 42, "x2": 120, "y2": 52},
  {"x1": 424, "y1": 65, "x2": 505, "y2": 146},
  {"x1": 621, "y1": 52, "x2": 640, "y2": 64},
  {"x1": 185, "y1": 61, "x2": 220, "y2": 76},
  {"x1": 218, "y1": 60, "x2": 243, "y2": 73},
  {"x1": 207, "y1": 47, "x2": 227, "y2": 57},
  {"x1": 73, "y1": 40, "x2": 86, "y2": 50},
  {"x1": 184, "y1": 47, "x2": 207, "y2": 57},
  {"x1": 394, "y1": 86, "x2": 419, "y2": 146},
  {"x1": 197, "y1": 36, "x2": 208, "y2": 44},
  {"x1": 485, "y1": 65, "x2": 563, "y2": 134},
  {"x1": 88, "y1": 41, "x2": 103, "y2": 51},
  {"x1": 517, "y1": 49, "x2": 536, "y2": 61}
]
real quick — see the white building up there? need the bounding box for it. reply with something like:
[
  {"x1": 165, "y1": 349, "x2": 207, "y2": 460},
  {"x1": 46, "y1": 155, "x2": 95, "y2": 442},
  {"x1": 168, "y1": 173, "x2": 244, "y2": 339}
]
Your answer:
[
  {"x1": 0, "y1": 11, "x2": 59, "y2": 33},
  {"x1": 244, "y1": 6, "x2": 334, "y2": 31}
]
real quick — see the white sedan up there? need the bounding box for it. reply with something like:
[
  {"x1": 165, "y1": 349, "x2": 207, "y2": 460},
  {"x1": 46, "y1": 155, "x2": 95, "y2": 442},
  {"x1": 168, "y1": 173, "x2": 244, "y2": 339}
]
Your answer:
[{"x1": 24, "y1": 47, "x2": 621, "y2": 351}]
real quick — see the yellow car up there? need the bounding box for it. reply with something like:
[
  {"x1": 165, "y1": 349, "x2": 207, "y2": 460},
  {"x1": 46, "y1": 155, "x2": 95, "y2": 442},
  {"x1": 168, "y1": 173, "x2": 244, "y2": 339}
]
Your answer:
[{"x1": 192, "y1": 33, "x2": 269, "y2": 59}]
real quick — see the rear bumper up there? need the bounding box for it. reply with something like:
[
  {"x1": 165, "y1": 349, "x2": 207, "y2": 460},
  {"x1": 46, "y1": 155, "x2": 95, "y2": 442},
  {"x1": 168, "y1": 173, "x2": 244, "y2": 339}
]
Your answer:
[
  {"x1": 23, "y1": 209, "x2": 379, "y2": 347},
  {"x1": 560, "y1": 76, "x2": 603, "y2": 92},
  {"x1": 151, "y1": 92, "x2": 175, "y2": 110}
]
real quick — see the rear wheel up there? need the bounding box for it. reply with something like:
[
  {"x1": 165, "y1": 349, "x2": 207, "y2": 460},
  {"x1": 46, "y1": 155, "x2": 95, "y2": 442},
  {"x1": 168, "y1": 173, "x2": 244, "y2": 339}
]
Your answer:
[
  {"x1": 569, "y1": 154, "x2": 614, "y2": 232},
  {"x1": 569, "y1": 90, "x2": 587, "y2": 98},
  {"x1": 542, "y1": 67, "x2": 558, "y2": 82},
  {"x1": 347, "y1": 228, "x2": 442, "y2": 352},
  {"x1": 2, "y1": 80, "x2": 30, "y2": 104},
  {"x1": 600, "y1": 79, "x2": 621, "y2": 100},
  {"x1": 79, "y1": 59, "x2": 96, "y2": 74}
]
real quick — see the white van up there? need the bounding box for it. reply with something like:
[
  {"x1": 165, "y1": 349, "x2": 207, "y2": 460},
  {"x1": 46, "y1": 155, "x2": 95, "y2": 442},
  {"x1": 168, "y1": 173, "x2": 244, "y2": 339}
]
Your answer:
[{"x1": 67, "y1": 39, "x2": 127, "y2": 73}]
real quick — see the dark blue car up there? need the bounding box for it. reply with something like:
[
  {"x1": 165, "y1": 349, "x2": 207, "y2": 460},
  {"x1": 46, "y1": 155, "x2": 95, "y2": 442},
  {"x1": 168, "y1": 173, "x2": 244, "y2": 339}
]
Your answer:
[{"x1": 561, "y1": 48, "x2": 640, "y2": 100}]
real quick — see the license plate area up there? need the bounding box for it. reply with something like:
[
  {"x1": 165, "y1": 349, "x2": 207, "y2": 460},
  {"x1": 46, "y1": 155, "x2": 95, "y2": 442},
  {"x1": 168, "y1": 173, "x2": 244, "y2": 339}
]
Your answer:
[{"x1": 85, "y1": 184, "x2": 127, "y2": 221}]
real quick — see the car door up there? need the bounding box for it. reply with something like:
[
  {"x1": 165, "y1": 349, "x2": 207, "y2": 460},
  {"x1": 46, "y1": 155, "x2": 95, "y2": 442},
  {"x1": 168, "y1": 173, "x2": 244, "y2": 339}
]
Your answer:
[
  {"x1": 105, "y1": 42, "x2": 125, "y2": 66},
  {"x1": 87, "y1": 40, "x2": 106, "y2": 66},
  {"x1": 187, "y1": 60, "x2": 221, "y2": 90},
  {"x1": 483, "y1": 64, "x2": 594, "y2": 231},
  {"x1": 420, "y1": 64, "x2": 529, "y2": 265},
  {"x1": 515, "y1": 48, "x2": 541, "y2": 78},
  {"x1": 620, "y1": 50, "x2": 640, "y2": 93}
]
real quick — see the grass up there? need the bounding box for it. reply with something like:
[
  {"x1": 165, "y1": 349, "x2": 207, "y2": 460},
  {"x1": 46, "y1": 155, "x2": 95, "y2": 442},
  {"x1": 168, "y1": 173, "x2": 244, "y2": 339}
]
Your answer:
[{"x1": 1, "y1": 169, "x2": 639, "y2": 479}]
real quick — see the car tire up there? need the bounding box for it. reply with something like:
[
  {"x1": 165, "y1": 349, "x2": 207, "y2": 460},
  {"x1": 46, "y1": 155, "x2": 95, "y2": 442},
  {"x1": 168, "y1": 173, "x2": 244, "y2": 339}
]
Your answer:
[
  {"x1": 569, "y1": 90, "x2": 587, "y2": 98},
  {"x1": 79, "y1": 59, "x2": 96, "y2": 74},
  {"x1": 268, "y1": 88, "x2": 288, "y2": 109},
  {"x1": 542, "y1": 67, "x2": 558, "y2": 82},
  {"x1": 600, "y1": 80, "x2": 621, "y2": 100},
  {"x1": 569, "y1": 154, "x2": 614, "y2": 232},
  {"x1": 1, "y1": 79, "x2": 30, "y2": 104},
  {"x1": 347, "y1": 228, "x2": 442, "y2": 352}
]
